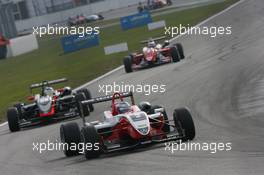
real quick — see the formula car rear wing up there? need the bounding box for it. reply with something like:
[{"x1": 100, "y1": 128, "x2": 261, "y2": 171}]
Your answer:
[
  {"x1": 81, "y1": 91, "x2": 135, "y2": 106},
  {"x1": 30, "y1": 78, "x2": 68, "y2": 89},
  {"x1": 140, "y1": 36, "x2": 167, "y2": 44}
]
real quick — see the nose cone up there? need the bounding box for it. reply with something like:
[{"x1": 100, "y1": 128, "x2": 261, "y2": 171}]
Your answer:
[
  {"x1": 137, "y1": 127, "x2": 149, "y2": 135},
  {"x1": 145, "y1": 48, "x2": 156, "y2": 61},
  {"x1": 129, "y1": 112, "x2": 150, "y2": 136}
]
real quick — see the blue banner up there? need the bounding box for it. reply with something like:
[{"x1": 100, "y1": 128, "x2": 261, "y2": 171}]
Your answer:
[
  {"x1": 61, "y1": 33, "x2": 99, "y2": 53},
  {"x1": 120, "y1": 11, "x2": 152, "y2": 30}
]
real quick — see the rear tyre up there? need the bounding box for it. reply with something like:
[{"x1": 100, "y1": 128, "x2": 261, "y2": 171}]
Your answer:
[
  {"x1": 175, "y1": 43, "x2": 185, "y2": 59},
  {"x1": 170, "y1": 47, "x2": 180, "y2": 62},
  {"x1": 123, "y1": 56, "x2": 133, "y2": 73},
  {"x1": 75, "y1": 93, "x2": 90, "y2": 117},
  {"x1": 173, "y1": 108, "x2": 195, "y2": 141},
  {"x1": 81, "y1": 125, "x2": 102, "y2": 159},
  {"x1": 77, "y1": 88, "x2": 94, "y2": 112},
  {"x1": 150, "y1": 105, "x2": 170, "y2": 133},
  {"x1": 7, "y1": 107, "x2": 20, "y2": 132},
  {"x1": 60, "y1": 122, "x2": 81, "y2": 157}
]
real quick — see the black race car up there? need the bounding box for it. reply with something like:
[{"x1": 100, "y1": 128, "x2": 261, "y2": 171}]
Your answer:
[{"x1": 6, "y1": 78, "x2": 93, "y2": 132}]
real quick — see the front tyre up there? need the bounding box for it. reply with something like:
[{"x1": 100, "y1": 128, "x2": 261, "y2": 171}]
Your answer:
[
  {"x1": 14, "y1": 103, "x2": 23, "y2": 117},
  {"x1": 60, "y1": 122, "x2": 81, "y2": 157},
  {"x1": 170, "y1": 47, "x2": 180, "y2": 62},
  {"x1": 81, "y1": 125, "x2": 102, "y2": 159},
  {"x1": 7, "y1": 107, "x2": 20, "y2": 132},
  {"x1": 173, "y1": 107, "x2": 195, "y2": 141},
  {"x1": 75, "y1": 93, "x2": 90, "y2": 117},
  {"x1": 123, "y1": 56, "x2": 133, "y2": 73},
  {"x1": 77, "y1": 88, "x2": 94, "y2": 112},
  {"x1": 175, "y1": 43, "x2": 185, "y2": 59}
]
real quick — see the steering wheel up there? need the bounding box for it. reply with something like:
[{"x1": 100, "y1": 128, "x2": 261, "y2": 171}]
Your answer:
[{"x1": 112, "y1": 92, "x2": 124, "y2": 115}]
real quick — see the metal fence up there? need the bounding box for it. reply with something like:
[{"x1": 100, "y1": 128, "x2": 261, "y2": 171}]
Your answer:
[{"x1": 0, "y1": 2, "x2": 17, "y2": 38}]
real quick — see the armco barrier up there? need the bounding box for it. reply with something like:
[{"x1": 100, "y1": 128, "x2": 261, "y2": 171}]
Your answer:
[
  {"x1": 120, "y1": 11, "x2": 153, "y2": 30},
  {"x1": 61, "y1": 33, "x2": 99, "y2": 53}
]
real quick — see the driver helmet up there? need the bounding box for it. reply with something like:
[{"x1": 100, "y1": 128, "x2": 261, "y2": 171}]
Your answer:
[
  {"x1": 44, "y1": 87, "x2": 54, "y2": 96},
  {"x1": 148, "y1": 39, "x2": 156, "y2": 48},
  {"x1": 164, "y1": 40, "x2": 170, "y2": 45},
  {"x1": 116, "y1": 101, "x2": 131, "y2": 114}
]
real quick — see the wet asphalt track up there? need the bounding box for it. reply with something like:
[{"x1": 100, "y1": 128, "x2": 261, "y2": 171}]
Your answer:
[{"x1": 0, "y1": 0, "x2": 264, "y2": 174}]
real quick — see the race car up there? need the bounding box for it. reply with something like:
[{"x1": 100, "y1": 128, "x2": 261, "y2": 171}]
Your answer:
[
  {"x1": 68, "y1": 15, "x2": 85, "y2": 26},
  {"x1": 68, "y1": 14, "x2": 104, "y2": 26},
  {"x1": 60, "y1": 91, "x2": 195, "y2": 159},
  {"x1": 6, "y1": 78, "x2": 93, "y2": 132},
  {"x1": 123, "y1": 36, "x2": 185, "y2": 73},
  {"x1": 143, "y1": 0, "x2": 173, "y2": 11},
  {"x1": 85, "y1": 14, "x2": 104, "y2": 23}
]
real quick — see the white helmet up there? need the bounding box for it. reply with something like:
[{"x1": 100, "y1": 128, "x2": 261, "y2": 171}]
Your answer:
[
  {"x1": 44, "y1": 87, "x2": 54, "y2": 96},
  {"x1": 148, "y1": 40, "x2": 156, "y2": 48}
]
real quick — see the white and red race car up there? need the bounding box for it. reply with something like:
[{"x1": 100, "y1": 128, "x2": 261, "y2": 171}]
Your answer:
[
  {"x1": 60, "y1": 91, "x2": 195, "y2": 159},
  {"x1": 123, "y1": 36, "x2": 185, "y2": 73}
]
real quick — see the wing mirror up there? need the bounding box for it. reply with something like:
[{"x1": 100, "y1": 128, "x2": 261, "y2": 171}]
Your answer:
[
  {"x1": 154, "y1": 108, "x2": 164, "y2": 113},
  {"x1": 27, "y1": 96, "x2": 35, "y2": 101}
]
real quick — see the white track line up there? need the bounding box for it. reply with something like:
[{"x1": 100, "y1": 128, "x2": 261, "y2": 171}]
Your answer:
[
  {"x1": 0, "y1": 0, "x2": 244, "y2": 128},
  {"x1": 0, "y1": 122, "x2": 7, "y2": 127}
]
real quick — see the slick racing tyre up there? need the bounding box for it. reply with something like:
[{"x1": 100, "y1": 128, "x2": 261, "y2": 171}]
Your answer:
[
  {"x1": 75, "y1": 92, "x2": 90, "y2": 117},
  {"x1": 170, "y1": 46, "x2": 180, "y2": 62},
  {"x1": 123, "y1": 56, "x2": 133, "y2": 73},
  {"x1": 150, "y1": 105, "x2": 170, "y2": 133},
  {"x1": 60, "y1": 122, "x2": 81, "y2": 157},
  {"x1": 77, "y1": 88, "x2": 94, "y2": 112},
  {"x1": 14, "y1": 103, "x2": 23, "y2": 118},
  {"x1": 138, "y1": 101, "x2": 152, "y2": 113},
  {"x1": 81, "y1": 125, "x2": 102, "y2": 159},
  {"x1": 173, "y1": 108, "x2": 195, "y2": 141},
  {"x1": 7, "y1": 107, "x2": 20, "y2": 132},
  {"x1": 175, "y1": 43, "x2": 185, "y2": 59}
]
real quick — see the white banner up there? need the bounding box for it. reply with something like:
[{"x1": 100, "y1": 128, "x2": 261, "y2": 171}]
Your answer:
[{"x1": 104, "y1": 42, "x2": 128, "y2": 55}]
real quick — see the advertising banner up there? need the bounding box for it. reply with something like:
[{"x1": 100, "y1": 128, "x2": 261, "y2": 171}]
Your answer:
[{"x1": 120, "y1": 11, "x2": 153, "y2": 30}]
